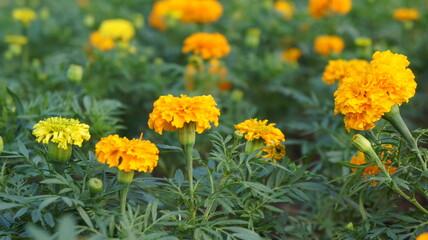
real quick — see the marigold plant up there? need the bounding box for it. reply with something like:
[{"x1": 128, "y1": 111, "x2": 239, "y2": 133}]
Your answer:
[
  {"x1": 182, "y1": 32, "x2": 231, "y2": 59},
  {"x1": 95, "y1": 134, "x2": 159, "y2": 172},
  {"x1": 314, "y1": 35, "x2": 344, "y2": 56},
  {"x1": 148, "y1": 94, "x2": 220, "y2": 134},
  {"x1": 234, "y1": 119, "x2": 285, "y2": 146},
  {"x1": 393, "y1": 8, "x2": 420, "y2": 21},
  {"x1": 334, "y1": 50, "x2": 416, "y2": 131},
  {"x1": 309, "y1": 0, "x2": 352, "y2": 19},
  {"x1": 32, "y1": 117, "x2": 91, "y2": 150}
]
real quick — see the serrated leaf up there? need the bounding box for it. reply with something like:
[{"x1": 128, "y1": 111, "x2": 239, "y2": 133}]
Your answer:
[
  {"x1": 0, "y1": 203, "x2": 21, "y2": 211},
  {"x1": 40, "y1": 179, "x2": 67, "y2": 185},
  {"x1": 174, "y1": 169, "x2": 184, "y2": 188},
  {"x1": 77, "y1": 207, "x2": 94, "y2": 229},
  {"x1": 17, "y1": 139, "x2": 29, "y2": 160},
  {"x1": 38, "y1": 196, "x2": 60, "y2": 211},
  {"x1": 223, "y1": 227, "x2": 262, "y2": 240}
]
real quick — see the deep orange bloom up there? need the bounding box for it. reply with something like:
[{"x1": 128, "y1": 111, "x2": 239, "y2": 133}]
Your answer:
[
  {"x1": 416, "y1": 233, "x2": 428, "y2": 240},
  {"x1": 148, "y1": 94, "x2": 220, "y2": 134},
  {"x1": 309, "y1": 0, "x2": 351, "y2": 19},
  {"x1": 182, "y1": 33, "x2": 231, "y2": 59},
  {"x1": 350, "y1": 148, "x2": 397, "y2": 182},
  {"x1": 95, "y1": 134, "x2": 159, "y2": 172},
  {"x1": 89, "y1": 31, "x2": 115, "y2": 51},
  {"x1": 314, "y1": 35, "x2": 344, "y2": 56},
  {"x1": 274, "y1": 1, "x2": 294, "y2": 20},
  {"x1": 393, "y1": 8, "x2": 420, "y2": 21}
]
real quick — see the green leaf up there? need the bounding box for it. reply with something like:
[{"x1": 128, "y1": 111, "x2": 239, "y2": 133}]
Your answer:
[
  {"x1": 77, "y1": 207, "x2": 94, "y2": 229},
  {"x1": 38, "y1": 196, "x2": 60, "y2": 211},
  {"x1": 0, "y1": 202, "x2": 21, "y2": 211},
  {"x1": 263, "y1": 204, "x2": 284, "y2": 213},
  {"x1": 56, "y1": 215, "x2": 76, "y2": 240},
  {"x1": 40, "y1": 179, "x2": 67, "y2": 185},
  {"x1": 151, "y1": 200, "x2": 158, "y2": 222},
  {"x1": 43, "y1": 213, "x2": 55, "y2": 228},
  {"x1": 17, "y1": 139, "x2": 29, "y2": 160},
  {"x1": 27, "y1": 224, "x2": 52, "y2": 240},
  {"x1": 157, "y1": 144, "x2": 182, "y2": 151},
  {"x1": 223, "y1": 227, "x2": 262, "y2": 240},
  {"x1": 174, "y1": 169, "x2": 184, "y2": 188}
]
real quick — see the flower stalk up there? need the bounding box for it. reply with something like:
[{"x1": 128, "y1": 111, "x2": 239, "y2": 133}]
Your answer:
[
  {"x1": 352, "y1": 134, "x2": 428, "y2": 214},
  {"x1": 383, "y1": 104, "x2": 427, "y2": 171},
  {"x1": 117, "y1": 170, "x2": 134, "y2": 214}
]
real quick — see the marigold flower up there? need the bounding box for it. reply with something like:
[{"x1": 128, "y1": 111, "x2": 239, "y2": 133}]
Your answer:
[
  {"x1": 32, "y1": 117, "x2": 91, "y2": 150},
  {"x1": 416, "y1": 233, "x2": 428, "y2": 240},
  {"x1": 281, "y1": 47, "x2": 302, "y2": 64},
  {"x1": 4, "y1": 35, "x2": 28, "y2": 46},
  {"x1": 148, "y1": 94, "x2": 220, "y2": 134},
  {"x1": 12, "y1": 8, "x2": 37, "y2": 25},
  {"x1": 182, "y1": 32, "x2": 231, "y2": 59},
  {"x1": 322, "y1": 59, "x2": 368, "y2": 85},
  {"x1": 234, "y1": 119, "x2": 285, "y2": 146},
  {"x1": 309, "y1": 0, "x2": 352, "y2": 19},
  {"x1": 314, "y1": 35, "x2": 344, "y2": 56},
  {"x1": 262, "y1": 143, "x2": 286, "y2": 163},
  {"x1": 95, "y1": 134, "x2": 159, "y2": 172},
  {"x1": 393, "y1": 8, "x2": 420, "y2": 21},
  {"x1": 274, "y1": 1, "x2": 294, "y2": 20},
  {"x1": 89, "y1": 31, "x2": 115, "y2": 51},
  {"x1": 99, "y1": 19, "x2": 135, "y2": 43},
  {"x1": 334, "y1": 50, "x2": 416, "y2": 131},
  {"x1": 350, "y1": 150, "x2": 396, "y2": 178},
  {"x1": 149, "y1": 0, "x2": 222, "y2": 31}
]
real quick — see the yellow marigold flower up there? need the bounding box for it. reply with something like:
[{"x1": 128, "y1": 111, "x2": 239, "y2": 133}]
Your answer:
[
  {"x1": 99, "y1": 19, "x2": 135, "y2": 43},
  {"x1": 32, "y1": 117, "x2": 91, "y2": 150},
  {"x1": 309, "y1": 0, "x2": 351, "y2": 19},
  {"x1": 262, "y1": 143, "x2": 286, "y2": 163},
  {"x1": 234, "y1": 119, "x2": 285, "y2": 146},
  {"x1": 274, "y1": 1, "x2": 294, "y2": 20},
  {"x1": 281, "y1": 47, "x2": 302, "y2": 64},
  {"x1": 393, "y1": 8, "x2": 420, "y2": 21},
  {"x1": 4, "y1": 35, "x2": 28, "y2": 46},
  {"x1": 148, "y1": 94, "x2": 220, "y2": 134},
  {"x1": 89, "y1": 31, "x2": 115, "y2": 51},
  {"x1": 12, "y1": 8, "x2": 37, "y2": 25},
  {"x1": 182, "y1": 32, "x2": 231, "y2": 59},
  {"x1": 416, "y1": 233, "x2": 428, "y2": 240},
  {"x1": 314, "y1": 35, "x2": 344, "y2": 56},
  {"x1": 334, "y1": 50, "x2": 416, "y2": 131},
  {"x1": 350, "y1": 150, "x2": 396, "y2": 178},
  {"x1": 149, "y1": 0, "x2": 222, "y2": 31},
  {"x1": 95, "y1": 134, "x2": 159, "y2": 172},
  {"x1": 322, "y1": 59, "x2": 369, "y2": 85}
]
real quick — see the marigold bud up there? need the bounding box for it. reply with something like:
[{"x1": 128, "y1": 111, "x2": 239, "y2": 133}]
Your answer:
[
  {"x1": 88, "y1": 177, "x2": 103, "y2": 194},
  {"x1": 352, "y1": 134, "x2": 373, "y2": 154},
  {"x1": 178, "y1": 122, "x2": 196, "y2": 147},
  {"x1": 234, "y1": 131, "x2": 243, "y2": 140},
  {"x1": 354, "y1": 37, "x2": 372, "y2": 47},
  {"x1": 345, "y1": 222, "x2": 354, "y2": 231},
  {"x1": 67, "y1": 64, "x2": 83, "y2": 83},
  {"x1": 48, "y1": 142, "x2": 72, "y2": 163},
  {"x1": 245, "y1": 139, "x2": 265, "y2": 158},
  {"x1": 117, "y1": 169, "x2": 134, "y2": 184}
]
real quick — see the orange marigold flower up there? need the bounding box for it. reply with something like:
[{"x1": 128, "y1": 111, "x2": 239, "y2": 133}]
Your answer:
[
  {"x1": 334, "y1": 50, "x2": 416, "y2": 131},
  {"x1": 322, "y1": 59, "x2": 368, "y2": 85},
  {"x1": 309, "y1": 0, "x2": 352, "y2": 19},
  {"x1": 149, "y1": 0, "x2": 222, "y2": 31},
  {"x1": 182, "y1": 32, "x2": 231, "y2": 59},
  {"x1": 393, "y1": 8, "x2": 420, "y2": 21},
  {"x1": 234, "y1": 119, "x2": 285, "y2": 146},
  {"x1": 281, "y1": 47, "x2": 302, "y2": 64},
  {"x1": 262, "y1": 143, "x2": 286, "y2": 163},
  {"x1": 95, "y1": 134, "x2": 159, "y2": 172},
  {"x1": 89, "y1": 31, "x2": 115, "y2": 51},
  {"x1": 350, "y1": 150, "x2": 396, "y2": 178},
  {"x1": 148, "y1": 94, "x2": 220, "y2": 134},
  {"x1": 314, "y1": 35, "x2": 344, "y2": 56},
  {"x1": 274, "y1": 1, "x2": 294, "y2": 20},
  {"x1": 416, "y1": 233, "x2": 428, "y2": 240}
]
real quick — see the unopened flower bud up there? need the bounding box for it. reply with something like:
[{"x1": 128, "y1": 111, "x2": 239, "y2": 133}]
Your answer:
[
  {"x1": 245, "y1": 28, "x2": 261, "y2": 48},
  {"x1": 48, "y1": 142, "x2": 72, "y2": 163},
  {"x1": 178, "y1": 122, "x2": 196, "y2": 147},
  {"x1": 245, "y1": 139, "x2": 265, "y2": 158},
  {"x1": 84, "y1": 14, "x2": 95, "y2": 28},
  {"x1": 231, "y1": 89, "x2": 244, "y2": 102},
  {"x1": 67, "y1": 64, "x2": 83, "y2": 83},
  {"x1": 134, "y1": 13, "x2": 145, "y2": 29},
  {"x1": 354, "y1": 37, "x2": 372, "y2": 47},
  {"x1": 88, "y1": 177, "x2": 103, "y2": 194},
  {"x1": 234, "y1": 131, "x2": 243, "y2": 140},
  {"x1": 352, "y1": 134, "x2": 373, "y2": 154},
  {"x1": 117, "y1": 170, "x2": 134, "y2": 184},
  {"x1": 345, "y1": 222, "x2": 354, "y2": 231}
]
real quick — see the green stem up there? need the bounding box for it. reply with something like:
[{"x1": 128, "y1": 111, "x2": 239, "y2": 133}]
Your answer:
[
  {"x1": 383, "y1": 104, "x2": 427, "y2": 171},
  {"x1": 365, "y1": 149, "x2": 428, "y2": 214},
  {"x1": 183, "y1": 144, "x2": 195, "y2": 218},
  {"x1": 120, "y1": 183, "x2": 130, "y2": 215}
]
